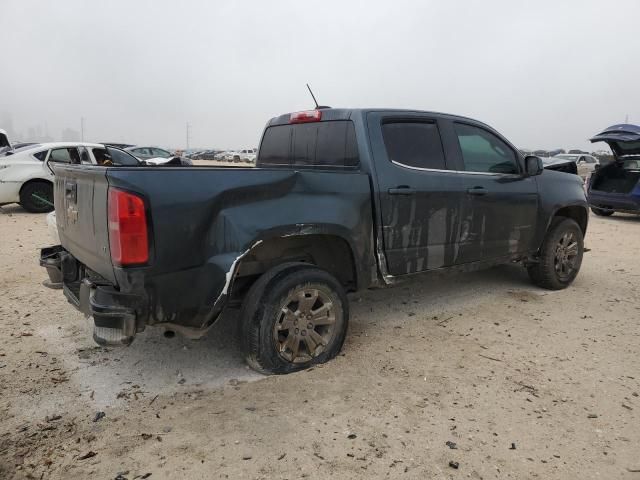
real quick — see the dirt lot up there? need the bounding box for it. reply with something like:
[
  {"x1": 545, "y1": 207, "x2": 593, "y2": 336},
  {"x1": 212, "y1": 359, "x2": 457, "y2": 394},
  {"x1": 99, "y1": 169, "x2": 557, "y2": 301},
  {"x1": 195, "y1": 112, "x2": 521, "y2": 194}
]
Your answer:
[{"x1": 1, "y1": 205, "x2": 639, "y2": 480}]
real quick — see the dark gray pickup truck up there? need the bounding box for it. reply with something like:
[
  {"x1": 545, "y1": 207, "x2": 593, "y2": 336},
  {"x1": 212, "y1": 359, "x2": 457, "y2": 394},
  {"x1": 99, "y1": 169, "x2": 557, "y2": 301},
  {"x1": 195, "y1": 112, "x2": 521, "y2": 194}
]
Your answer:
[{"x1": 41, "y1": 108, "x2": 588, "y2": 374}]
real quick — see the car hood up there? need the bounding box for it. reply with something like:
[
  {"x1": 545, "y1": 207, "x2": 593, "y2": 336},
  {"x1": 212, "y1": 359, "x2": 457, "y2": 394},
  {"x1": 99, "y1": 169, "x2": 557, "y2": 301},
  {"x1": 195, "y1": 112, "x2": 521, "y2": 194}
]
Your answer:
[{"x1": 590, "y1": 124, "x2": 640, "y2": 157}]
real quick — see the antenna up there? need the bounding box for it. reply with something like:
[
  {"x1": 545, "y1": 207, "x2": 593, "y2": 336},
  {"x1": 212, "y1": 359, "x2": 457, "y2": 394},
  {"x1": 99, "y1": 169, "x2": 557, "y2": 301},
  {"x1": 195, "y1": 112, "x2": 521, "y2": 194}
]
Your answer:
[
  {"x1": 304, "y1": 84, "x2": 331, "y2": 109},
  {"x1": 306, "y1": 84, "x2": 319, "y2": 109}
]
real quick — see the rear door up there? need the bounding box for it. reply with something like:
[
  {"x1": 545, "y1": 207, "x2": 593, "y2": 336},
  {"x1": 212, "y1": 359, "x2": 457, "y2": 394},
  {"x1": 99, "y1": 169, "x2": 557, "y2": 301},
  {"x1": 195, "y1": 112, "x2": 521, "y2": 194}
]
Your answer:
[
  {"x1": 368, "y1": 112, "x2": 466, "y2": 275},
  {"x1": 445, "y1": 120, "x2": 538, "y2": 262}
]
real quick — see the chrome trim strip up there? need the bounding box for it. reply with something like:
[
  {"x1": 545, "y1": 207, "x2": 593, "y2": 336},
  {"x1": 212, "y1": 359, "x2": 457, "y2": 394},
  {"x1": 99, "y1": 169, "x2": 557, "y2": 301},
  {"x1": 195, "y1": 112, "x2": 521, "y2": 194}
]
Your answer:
[
  {"x1": 390, "y1": 160, "x2": 521, "y2": 177},
  {"x1": 390, "y1": 160, "x2": 451, "y2": 174}
]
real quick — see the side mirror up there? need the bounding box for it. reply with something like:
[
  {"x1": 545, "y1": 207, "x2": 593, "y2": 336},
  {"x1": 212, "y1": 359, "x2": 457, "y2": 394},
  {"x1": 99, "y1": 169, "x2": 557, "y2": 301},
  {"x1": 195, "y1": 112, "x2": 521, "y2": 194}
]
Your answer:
[{"x1": 524, "y1": 155, "x2": 544, "y2": 176}]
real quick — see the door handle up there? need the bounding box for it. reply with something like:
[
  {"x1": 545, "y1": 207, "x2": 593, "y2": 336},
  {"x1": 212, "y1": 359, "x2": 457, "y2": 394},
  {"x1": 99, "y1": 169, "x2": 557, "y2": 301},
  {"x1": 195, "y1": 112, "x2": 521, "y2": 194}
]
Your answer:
[
  {"x1": 466, "y1": 187, "x2": 488, "y2": 196},
  {"x1": 388, "y1": 187, "x2": 416, "y2": 195}
]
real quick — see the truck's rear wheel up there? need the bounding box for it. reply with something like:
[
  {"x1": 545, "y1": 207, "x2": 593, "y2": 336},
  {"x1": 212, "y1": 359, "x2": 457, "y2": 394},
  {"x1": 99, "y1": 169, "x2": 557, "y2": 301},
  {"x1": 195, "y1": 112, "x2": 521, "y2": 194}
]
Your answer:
[
  {"x1": 20, "y1": 181, "x2": 54, "y2": 213},
  {"x1": 241, "y1": 264, "x2": 348, "y2": 374},
  {"x1": 591, "y1": 207, "x2": 614, "y2": 217},
  {"x1": 527, "y1": 218, "x2": 584, "y2": 290}
]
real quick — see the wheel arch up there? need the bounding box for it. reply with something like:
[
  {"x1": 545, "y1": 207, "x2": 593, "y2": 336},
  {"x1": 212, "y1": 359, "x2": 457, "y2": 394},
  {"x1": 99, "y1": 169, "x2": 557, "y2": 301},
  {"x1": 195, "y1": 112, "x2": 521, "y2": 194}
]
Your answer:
[
  {"x1": 19, "y1": 177, "x2": 54, "y2": 195},
  {"x1": 231, "y1": 232, "x2": 359, "y2": 298},
  {"x1": 551, "y1": 205, "x2": 588, "y2": 235}
]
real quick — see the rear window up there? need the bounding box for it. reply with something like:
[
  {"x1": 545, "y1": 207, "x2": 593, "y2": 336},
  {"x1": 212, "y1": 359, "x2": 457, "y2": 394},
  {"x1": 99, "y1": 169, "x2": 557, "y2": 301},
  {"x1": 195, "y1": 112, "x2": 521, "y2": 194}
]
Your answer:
[
  {"x1": 258, "y1": 120, "x2": 358, "y2": 168},
  {"x1": 382, "y1": 121, "x2": 446, "y2": 170}
]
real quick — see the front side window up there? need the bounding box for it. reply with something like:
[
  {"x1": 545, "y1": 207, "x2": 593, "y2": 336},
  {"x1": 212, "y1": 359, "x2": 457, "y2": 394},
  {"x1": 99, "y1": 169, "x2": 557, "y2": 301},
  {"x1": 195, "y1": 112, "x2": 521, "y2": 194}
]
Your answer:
[
  {"x1": 454, "y1": 123, "x2": 519, "y2": 174},
  {"x1": 49, "y1": 147, "x2": 80, "y2": 164},
  {"x1": 151, "y1": 148, "x2": 170, "y2": 157},
  {"x1": 106, "y1": 147, "x2": 140, "y2": 166},
  {"x1": 382, "y1": 121, "x2": 446, "y2": 170}
]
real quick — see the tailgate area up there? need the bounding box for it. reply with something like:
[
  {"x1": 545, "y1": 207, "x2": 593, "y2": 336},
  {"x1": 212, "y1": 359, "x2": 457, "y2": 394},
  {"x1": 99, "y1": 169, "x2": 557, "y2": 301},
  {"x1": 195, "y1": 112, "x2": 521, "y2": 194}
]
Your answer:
[{"x1": 53, "y1": 165, "x2": 116, "y2": 284}]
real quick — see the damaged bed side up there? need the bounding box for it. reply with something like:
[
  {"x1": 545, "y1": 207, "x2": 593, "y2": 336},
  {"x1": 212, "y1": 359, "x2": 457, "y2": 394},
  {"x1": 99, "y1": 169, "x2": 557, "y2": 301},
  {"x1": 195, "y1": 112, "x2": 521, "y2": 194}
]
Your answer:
[{"x1": 42, "y1": 163, "x2": 378, "y2": 344}]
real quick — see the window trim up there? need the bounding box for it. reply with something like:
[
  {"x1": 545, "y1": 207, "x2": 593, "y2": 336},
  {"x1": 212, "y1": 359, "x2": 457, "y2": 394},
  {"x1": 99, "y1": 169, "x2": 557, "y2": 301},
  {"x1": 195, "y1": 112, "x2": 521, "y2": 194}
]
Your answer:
[
  {"x1": 452, "y1": 120, "x2": 522, "y2": 176},
  {"x1": 381, "y1": 118, "x2": 450, "y2": 172}
]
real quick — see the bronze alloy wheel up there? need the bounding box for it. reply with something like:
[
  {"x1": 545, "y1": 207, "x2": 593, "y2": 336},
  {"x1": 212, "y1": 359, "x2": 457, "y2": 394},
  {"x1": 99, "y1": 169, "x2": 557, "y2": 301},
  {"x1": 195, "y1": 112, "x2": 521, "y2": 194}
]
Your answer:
[
  {"x1": 554, "y1": 231, "x2": 579, "y2": 281},
  {"x1": 273, "y1": 286, "x2": 337, "y2": 364}
]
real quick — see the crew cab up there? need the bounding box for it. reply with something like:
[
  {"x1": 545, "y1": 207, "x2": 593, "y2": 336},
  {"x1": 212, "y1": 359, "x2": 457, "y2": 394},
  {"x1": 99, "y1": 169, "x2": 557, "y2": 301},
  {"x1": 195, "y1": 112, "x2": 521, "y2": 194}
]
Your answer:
[{"x1": 41, "y1": 108, "x2": 588, "y2": 374}]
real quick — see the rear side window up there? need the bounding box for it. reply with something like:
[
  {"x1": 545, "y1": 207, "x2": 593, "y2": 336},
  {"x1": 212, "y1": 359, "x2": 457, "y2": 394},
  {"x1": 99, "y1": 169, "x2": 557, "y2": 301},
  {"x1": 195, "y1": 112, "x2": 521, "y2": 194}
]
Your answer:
[
  {"x1": 258, "y1": 121, "x2": 359, "y2": 168},
  {"x1": 33, "y1": 150, "x2": 48, "y2": 161},
  {"x1": 259, "y1": 125, "x2": 291, "y2": 166},
  {"x1": 454, "y1": 123, "x2": 519, "y2": 174},
  {"x1": 382, "y1": 122, "x2": 446, "y2": 170}
]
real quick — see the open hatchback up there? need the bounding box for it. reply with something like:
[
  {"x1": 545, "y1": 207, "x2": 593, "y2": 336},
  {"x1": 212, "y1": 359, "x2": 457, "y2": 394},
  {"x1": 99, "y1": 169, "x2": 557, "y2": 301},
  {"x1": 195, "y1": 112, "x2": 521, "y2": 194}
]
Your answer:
[{"x1": 587, "y1": 124, "x2": 640, "y2": 216}]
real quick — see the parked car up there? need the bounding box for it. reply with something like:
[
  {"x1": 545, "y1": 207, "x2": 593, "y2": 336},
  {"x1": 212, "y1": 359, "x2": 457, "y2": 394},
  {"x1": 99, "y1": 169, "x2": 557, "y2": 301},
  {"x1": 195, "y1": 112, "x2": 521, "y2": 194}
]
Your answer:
[
  {"x1": 40, "y1": 108, "x2": 587, "y2": 374},
  {"x1": 554, "y1": 153, "x2": 599, "y2": 178},
  {"x1": 541, "y1": 156, "x2": 578, "y2": 175},
  {"x1": 587, "y1": 124, "x2": 640, "y2": 216},
  {"x1": 0, "y1": 142, "x2": 140, "y2": 212},
  {"x1": 125, "y1": 146, "x2": 172, "y2": 161}
]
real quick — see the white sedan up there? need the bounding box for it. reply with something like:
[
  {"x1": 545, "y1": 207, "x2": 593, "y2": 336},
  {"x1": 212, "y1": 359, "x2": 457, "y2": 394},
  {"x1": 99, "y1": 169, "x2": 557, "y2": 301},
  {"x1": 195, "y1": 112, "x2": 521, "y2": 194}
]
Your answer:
[{"x1": 0, "y1": 142, "x2": 140, "y2": 212}]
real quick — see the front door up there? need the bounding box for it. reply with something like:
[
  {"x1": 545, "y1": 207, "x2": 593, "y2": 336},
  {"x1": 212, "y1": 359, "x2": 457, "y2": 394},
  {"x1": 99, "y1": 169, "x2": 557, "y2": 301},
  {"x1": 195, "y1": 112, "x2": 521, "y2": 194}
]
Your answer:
[
  {"x1": 368, "y1": 112, "x2": 466, "y2": 276},
  {"x1": 447, "y1": 121, "x2": 539, "y2": 263}
]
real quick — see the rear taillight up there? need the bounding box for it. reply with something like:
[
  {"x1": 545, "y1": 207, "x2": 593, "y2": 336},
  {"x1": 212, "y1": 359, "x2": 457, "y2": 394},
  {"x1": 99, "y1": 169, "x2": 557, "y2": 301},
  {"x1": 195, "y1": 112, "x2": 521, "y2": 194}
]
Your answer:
[
  {"x1": 108, "y1": 188, "x2": 149, "y2": 266},
  {"x1": 289, "y1": 110, "x2": 322, "y2": 124}
]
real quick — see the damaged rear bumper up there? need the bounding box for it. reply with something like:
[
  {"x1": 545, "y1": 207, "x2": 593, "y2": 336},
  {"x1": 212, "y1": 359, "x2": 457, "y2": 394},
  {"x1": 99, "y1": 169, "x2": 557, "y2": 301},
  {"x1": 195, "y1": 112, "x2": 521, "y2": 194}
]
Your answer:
[{"x1": 40, "y1": 246, "x2": 142, "y2": 345}]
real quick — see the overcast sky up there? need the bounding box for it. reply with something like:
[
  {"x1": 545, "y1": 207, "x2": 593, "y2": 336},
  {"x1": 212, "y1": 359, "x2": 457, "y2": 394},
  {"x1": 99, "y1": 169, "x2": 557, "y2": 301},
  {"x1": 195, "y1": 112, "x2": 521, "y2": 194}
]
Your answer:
[{"x1": 1, "y1": 0, "x2": 639, "y2": 150}]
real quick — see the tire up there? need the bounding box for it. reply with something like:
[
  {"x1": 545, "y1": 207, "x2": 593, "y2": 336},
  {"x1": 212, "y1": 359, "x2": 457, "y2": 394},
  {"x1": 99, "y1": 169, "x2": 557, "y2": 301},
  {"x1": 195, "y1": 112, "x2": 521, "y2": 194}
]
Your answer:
[
  {"x1": 591, "y1": 207, "x2": 614, "y2": 217},
  {"x1": 20, "y1": 181, "x2": 54, "y2": 213},
  {"x1": 527, "y1": 218, "x2": 584, "y2": 290},
  {"x1": 241, "y1": 264, "x2": 349, "y2": 374}
]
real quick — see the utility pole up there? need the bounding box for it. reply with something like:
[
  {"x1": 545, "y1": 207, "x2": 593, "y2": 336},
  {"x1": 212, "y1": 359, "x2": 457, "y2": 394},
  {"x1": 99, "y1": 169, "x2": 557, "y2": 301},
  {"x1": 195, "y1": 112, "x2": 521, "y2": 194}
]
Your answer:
[
  {"x1": 625, "y1": 114, "x2": 629, "y2": 124},
  {"x1": 80, "y1": 117, "x2": 85, "y2": 141},
  {"x1": 186, "y1": 122, "x2": 191, "y2": 151}
]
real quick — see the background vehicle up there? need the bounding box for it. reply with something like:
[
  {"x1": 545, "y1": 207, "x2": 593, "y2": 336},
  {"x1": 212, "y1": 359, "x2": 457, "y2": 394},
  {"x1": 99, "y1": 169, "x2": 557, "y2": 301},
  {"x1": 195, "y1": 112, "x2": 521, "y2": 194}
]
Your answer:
[
  {"x1": 41, "y1": 108, "x2": 588, "y2": 374},
  {"x1": 541, "y1": 156, "x2": 578, "y2": 175},
  {"x1": 554, "y1": 153, "x2": 599, "y2": 178},
  {"x1": 125, "y1": 146, "x2": 172, "y2": 161},
  {"x1": 0, "y1": 143, "x2": 140, "y2": 212},
  {"x1": 587, "y1": 124, "x2": 640, "y2": 216}
]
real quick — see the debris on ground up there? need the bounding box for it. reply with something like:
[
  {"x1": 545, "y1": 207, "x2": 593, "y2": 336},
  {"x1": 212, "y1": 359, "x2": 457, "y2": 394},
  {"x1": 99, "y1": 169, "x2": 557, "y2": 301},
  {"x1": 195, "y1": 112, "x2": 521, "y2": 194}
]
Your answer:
[
  {"x1": 93, "y1": 411, "x2": 106, "y2": 422},
  {"x1": 78, "y1": 451, "x2": 97, "y2": 460}
]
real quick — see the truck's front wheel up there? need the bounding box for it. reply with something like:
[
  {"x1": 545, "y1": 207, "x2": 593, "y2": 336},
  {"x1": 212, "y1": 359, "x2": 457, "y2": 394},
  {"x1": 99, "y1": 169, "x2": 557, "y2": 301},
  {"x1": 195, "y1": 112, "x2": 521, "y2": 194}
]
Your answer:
[
  {"x1": 241, "y1": 264, "x2": 349, "y2": 374},
  {"x1": 527, "y1": 218, "x2": 584, "y2": 290}
]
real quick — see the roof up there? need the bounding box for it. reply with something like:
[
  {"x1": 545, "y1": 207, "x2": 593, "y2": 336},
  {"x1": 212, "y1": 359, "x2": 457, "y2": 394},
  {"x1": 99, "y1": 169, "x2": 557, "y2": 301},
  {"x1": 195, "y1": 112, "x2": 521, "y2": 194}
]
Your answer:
[
  {"x1": 266, "y1": 108, "x2": 495, "y2": 130},
  {"x1": 20, "y1": 142, "x2": 104, "y2": 150}
]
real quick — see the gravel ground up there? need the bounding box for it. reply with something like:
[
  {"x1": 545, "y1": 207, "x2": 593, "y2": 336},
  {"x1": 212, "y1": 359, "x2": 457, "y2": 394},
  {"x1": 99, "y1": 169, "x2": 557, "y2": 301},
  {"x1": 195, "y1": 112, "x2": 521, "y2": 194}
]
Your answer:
[{"x1": 1, "y1": 204, "x2": 639, "y2": 479}]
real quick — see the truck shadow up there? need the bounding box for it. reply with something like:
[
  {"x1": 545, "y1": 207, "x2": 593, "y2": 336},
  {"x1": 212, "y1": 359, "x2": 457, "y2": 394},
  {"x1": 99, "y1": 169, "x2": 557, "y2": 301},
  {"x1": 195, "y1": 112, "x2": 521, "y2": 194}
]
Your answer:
[{"x1": 71, "y1": 263, "x2": 534, "y2": 406}]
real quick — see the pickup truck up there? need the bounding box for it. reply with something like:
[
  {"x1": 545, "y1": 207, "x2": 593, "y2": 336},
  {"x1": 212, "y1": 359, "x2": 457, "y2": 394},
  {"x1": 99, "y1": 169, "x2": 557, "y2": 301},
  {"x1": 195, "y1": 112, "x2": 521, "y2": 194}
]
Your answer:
[{"x1": 41, "y1": 108, "x2": 588, "y2": 374}]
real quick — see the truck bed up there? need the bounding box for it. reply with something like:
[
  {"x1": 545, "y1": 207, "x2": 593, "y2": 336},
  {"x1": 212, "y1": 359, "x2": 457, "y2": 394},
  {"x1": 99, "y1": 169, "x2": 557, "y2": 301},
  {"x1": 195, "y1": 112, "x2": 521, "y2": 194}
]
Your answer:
[{"x1": 51, "y1": 163, "x2": 375, "y2": 330}]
